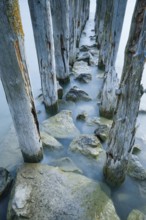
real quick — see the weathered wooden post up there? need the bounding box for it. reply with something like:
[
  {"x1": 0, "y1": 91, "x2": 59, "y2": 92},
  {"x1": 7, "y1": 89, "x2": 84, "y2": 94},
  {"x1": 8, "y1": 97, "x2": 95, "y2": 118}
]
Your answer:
[
  {"x1": 104, "y1": 0, "x2": 146, "y2": 186},
  {"x1": 69, "y1": 0, "x2": 77, "y2": 65},
  {"x1": 51, "y1": 0, "x2": 70, "y2": 83},
  {"x1": 99, "y1": 0, "x2": 127, "y2": 119},
  {"x1": 28, "y1": 0, "x2": 58, "y2": 111},
  {"x1": 0, "y1": 0, "x2": 43, "y2": 162},
  {"x1": 69, "y1": 0, "x2": 90, "y2": 65}
]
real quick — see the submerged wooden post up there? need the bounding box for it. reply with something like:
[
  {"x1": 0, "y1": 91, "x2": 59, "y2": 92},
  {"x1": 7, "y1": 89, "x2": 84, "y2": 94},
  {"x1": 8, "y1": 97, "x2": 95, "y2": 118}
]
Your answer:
[
  {"x1": 104, "y1": 0, "x2": 146, "y2": 186},
  {"x1": 0, "y1": 0, "x2": 43, "y2": 162},
  {"x1": 51, "y1": 0, "x2": 70, "y2": 83},
  {"x1": 28, "y1": 0, "x2": 58, "y2": 111},
  {"x1": 99, "y1": 0, "x2": 127, "y2": 119}
]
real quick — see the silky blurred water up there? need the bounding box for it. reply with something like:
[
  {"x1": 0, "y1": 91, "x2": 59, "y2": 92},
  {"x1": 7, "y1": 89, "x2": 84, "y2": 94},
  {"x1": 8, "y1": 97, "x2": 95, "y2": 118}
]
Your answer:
[{"x1": 0, "y1": 1, "x2": 146, "y2": 220}]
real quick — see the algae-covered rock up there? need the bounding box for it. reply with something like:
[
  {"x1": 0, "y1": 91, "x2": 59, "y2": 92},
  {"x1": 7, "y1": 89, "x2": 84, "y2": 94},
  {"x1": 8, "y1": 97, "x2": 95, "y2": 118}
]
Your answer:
[
  {"x1": 7, "y1": 164, "x2": 120, "y2": 220},
  {"x1": 41, "y1": 110, "x2": 80, "y2": 139},
  {"x1": 69, "y1": 134, "x2": 102, "y2": 158},
  {"x1": 127, "y1": 209, "x2": 146, "y2": 220},
  {"x1": 40, "y1": 131, "x2": 63, "y2": 150}
]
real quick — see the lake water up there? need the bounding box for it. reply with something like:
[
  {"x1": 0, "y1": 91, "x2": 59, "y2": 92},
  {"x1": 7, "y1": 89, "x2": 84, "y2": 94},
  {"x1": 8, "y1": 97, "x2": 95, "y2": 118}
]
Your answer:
[{"x1": 0, "y1": 0, "x2": 146, "y2": 220}]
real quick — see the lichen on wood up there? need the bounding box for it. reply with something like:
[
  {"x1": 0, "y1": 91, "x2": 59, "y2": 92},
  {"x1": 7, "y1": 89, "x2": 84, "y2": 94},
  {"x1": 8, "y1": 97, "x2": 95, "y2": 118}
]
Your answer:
[{"x1": 6, "y1": 0, "x2": 24, "y2": 36}]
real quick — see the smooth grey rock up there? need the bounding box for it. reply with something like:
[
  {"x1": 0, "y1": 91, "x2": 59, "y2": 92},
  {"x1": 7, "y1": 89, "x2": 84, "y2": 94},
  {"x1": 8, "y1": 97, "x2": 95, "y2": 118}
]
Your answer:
[
  {"x1": 127, "y1": 155, "x2": 146, "y2": 180},
  {"x1": 66, "y1": 86, "x2": 91, "y2": 102},
  {"x1": 50, "y1": 157, "x2": 82, "y2": 174},
  {"x1": 75, "y1": 73, "x2": 92, "y2": 83},
  {"x1": 40, "y1": 131, "x2": 63, "y2": 150},
  {"x1": 7, "y1": 164, "x2": 120, "y2": 220},
  {"x1": 76, "y1": 111, "x2": 88, "y2": 121},
  {"x1": 0, "y1": 168, "x2": 13, "y2": 198},
  {"x1": 0, "y1": 126, "x2": 23, "y2": 172},
  {"x1": 69, "y1": 134, "x2": 102, "y2": 158},
  {"x1": 41, "y1": 110, "x2": 80, "y2": 139},
  {"x1": 127, "y1": 209, "x2": 146, "y2": 220}
]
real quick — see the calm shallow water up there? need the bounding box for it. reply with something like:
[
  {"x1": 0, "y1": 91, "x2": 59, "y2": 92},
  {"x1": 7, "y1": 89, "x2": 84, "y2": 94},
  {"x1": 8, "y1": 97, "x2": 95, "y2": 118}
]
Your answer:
[{"x1": 0, "y1": 0, "x2": 146, "y2": 220}]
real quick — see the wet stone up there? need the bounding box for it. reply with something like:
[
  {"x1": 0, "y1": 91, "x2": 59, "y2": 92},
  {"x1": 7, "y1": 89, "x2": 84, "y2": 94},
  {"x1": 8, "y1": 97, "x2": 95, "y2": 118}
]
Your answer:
[
  {"x1": 69, "y1": 134, "x2": 102, "y2": 158},
  {"x1": 50, "y1": 157, "x2": 82, "y2": 174},
  {"x1": 40, "y1": 131, "x2": 63, "y2": 151},
  {"x1": 127, "y1": 209, "x2": 146, "y2": 220},
  {"x1": 73, "y1": 61, "x2": 91, "y2": 75},
  {"x1": 7, "y1": 164, "x2": 120, "y2": 220},
  {"x1": 77, "y1": 52, "x2": 93, "y2": 65},
  {"x1": 127, "y1": 155, "x2": 146, "y2": 180},
  {"x1": 76, "y1": 111, "x2": 88, "y2": 121},
  {"x1": 66, "y1": 86, "x2": 91, "y2": 102},
  {"x1": 41, "y1": 110, "x2": 80, "y2": 139},
  {"x1": 75, "y1": 73, "x2": 92, "y2": 83},
  {"x1": 132, "y1": 145, "x2": 141, "y2": 155},
  {"x1": 94, "y1": 124, "x2": 110, "y2": 142}
]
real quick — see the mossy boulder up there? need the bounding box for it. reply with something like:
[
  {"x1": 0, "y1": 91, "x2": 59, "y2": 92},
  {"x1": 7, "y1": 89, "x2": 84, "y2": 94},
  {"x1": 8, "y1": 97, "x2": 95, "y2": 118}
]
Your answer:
[
  {"x1": 7, "y1": 164, "x2": 120, "y2": 220},
  {"x1": 41, "y1": 110, "x2": 80, "y2": 139}
]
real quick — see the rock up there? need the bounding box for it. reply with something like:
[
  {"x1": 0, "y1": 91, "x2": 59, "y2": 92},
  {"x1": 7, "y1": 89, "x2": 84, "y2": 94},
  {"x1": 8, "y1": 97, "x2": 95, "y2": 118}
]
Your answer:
[
  {"x1": 127, "y1": 209, "x2": 146, "y2": 220},
  {"x1": 40, "y1": 131, "x2": 63, "y2": 150},
  {"x1": 72, "y1": 61, "x2": 91, "y2": 75},
  {"x1": 50, "y1": 157, "x2": 82, "y2": 174},
  {"x1": 87, "y1": 117, "x2": 112, "y2": 128},
  {"x1": 77, "y1": 52, "x2": 93, "y2": 65},
  {"x1": 127, "y1": 155, "x2": 146, "y2": 180},
  {"x1": 57, "y1": 81, "x2": 63, "y2": 99},
  {"x1": 75, "y1": 73, "x2": 92, "y2": 83},
  {"x1": 139, "y1": 109, "x2": 146, "y2": 114},
  {"x1": 80, "y1": 45, "x2": 90, "y2": 52},
  {"x1": 94, "y1": 124, "x2": 110, "y2": 142},
  {"x1": 90, "y1": 35, "x2": 96, "y2": 40},
  {"x1": 0, "y1": 126, "x2": 23, "y2": 172},
  {"x1": 41, "y1": 110, "x2": 80, "y2": 139},
  {"x1": 76, "y1": 111, "x2": 88, "y2": 121},
  {"x1": 132, "y1": 145, "x2": 141, "y2": 154},
  {"x1": 66, "y1": 86, "x2": 91, "y2": 102},
  {"x1": 7, "y1": 164, "x2": 120, "y2": 220},
  {"x1": 69, "y1": 134, "x2": 102, "y2": 158},
  {"x1": 0, "y1": 168, "x2": 13, "y2": 198}
]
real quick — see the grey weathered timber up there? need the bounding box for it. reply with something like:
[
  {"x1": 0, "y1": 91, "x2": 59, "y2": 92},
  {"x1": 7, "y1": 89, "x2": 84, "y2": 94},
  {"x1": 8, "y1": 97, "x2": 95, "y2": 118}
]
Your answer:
[
  {"x1": 51, "y1": 0, "x2": 70, "y2": 82},
  {"x1": 69, "y1": 0, "x2": 77, "y2": 65},
  {"x1": 0, "y1": 0, "x2": 43, "y2": 162},
  {"x1": 76, "y1": 0, "x2": 90, "y2": 47},
  {"x1": 99, "y1": 0, "x2": 127, "y2": 119},
  {"x1": 95, "y1": 0, "x2": 107, "y2": 52},
  {"x1": 104, "y1": 0, "x2": 146, "y2": 186},
  {"x1": 28, "y1": 0, "x2": 58, "y2": 111},
  {"x1": 69, "y1": 0, "x2": 90, "y2": 65}
]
